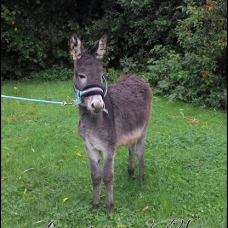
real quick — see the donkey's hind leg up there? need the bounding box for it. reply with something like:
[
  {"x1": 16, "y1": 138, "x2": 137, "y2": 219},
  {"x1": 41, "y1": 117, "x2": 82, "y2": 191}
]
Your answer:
[
  {"x1": 128, "y1": 143, "x2": 136, "y2": 176},
  {"x1": 136, "y1": 132, "x2": 146, "y2": 181}
]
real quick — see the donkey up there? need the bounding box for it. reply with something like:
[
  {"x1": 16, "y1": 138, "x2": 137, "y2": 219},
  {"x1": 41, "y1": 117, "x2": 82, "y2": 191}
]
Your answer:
[{"x1": 69, "y1": 32, "x2": 152, "y2": 213}]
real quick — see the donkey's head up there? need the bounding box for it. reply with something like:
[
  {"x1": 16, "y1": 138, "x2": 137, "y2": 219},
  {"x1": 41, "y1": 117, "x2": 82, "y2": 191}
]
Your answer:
[{"x1": 69, "y1": 32, "x2": 108, "y2": 114}]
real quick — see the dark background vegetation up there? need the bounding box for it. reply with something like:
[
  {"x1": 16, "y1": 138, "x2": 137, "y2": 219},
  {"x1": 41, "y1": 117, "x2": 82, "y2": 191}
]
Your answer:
[{"x1": 1, "y1": 0, "x2": 227, "y2": 109}]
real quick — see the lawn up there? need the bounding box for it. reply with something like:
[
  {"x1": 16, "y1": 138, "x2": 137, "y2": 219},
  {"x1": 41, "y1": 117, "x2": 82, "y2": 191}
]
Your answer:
[{"x1": 1, "y1": 80, "x2": 227, "y2": 228}]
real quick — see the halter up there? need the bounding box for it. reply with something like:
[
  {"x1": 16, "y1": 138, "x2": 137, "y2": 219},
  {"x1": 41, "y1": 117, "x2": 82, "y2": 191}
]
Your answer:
[{"x1": 73, "y1": 76, "x2": 109, "y2": 115}]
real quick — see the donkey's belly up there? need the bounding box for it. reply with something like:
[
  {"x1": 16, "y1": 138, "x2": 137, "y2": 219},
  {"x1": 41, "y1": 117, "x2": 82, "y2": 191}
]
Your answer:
[{"x1": 116, "y1": 126, "x2": 146, "y2": 147}]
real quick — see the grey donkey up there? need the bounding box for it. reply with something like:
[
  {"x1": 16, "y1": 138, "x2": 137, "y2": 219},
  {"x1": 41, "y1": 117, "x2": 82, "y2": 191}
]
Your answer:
[{"x1": 69, "y1": 32, "x2": 153, "y2": 214}]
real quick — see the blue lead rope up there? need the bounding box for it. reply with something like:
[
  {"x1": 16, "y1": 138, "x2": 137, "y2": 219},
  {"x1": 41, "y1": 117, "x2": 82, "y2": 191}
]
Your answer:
[
  {"x1": 1, "y1": 76, "x2": 109, "y2": 116},
  {"x1": 1, "y1": 95, "x2": 68, "y2": 106}
]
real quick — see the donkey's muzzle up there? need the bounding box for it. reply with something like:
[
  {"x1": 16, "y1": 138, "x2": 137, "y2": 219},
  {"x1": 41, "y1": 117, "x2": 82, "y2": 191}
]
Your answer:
[
  {"x1": 73, "y1": 83, "x2": 109, "y2": 116},
  {"x1": 91, "y1": 98, "x2": 105, "y2": 113}
]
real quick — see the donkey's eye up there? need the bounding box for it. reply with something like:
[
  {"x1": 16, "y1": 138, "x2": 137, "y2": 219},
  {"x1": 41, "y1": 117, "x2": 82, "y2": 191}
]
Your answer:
[{"x1": 78, "y1": 74, "x2": 86, "y2": 79}]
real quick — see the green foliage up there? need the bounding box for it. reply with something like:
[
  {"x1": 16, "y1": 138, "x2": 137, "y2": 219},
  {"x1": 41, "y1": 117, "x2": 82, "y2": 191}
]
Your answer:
[
  {"x1": 105, "y1": 68, "x2": 120, "y2": 83},
  {"x1": 1, "y1": 81, "x2": 227, "y2": 227},
  {"x1": 175, "y1": 0, "x2": 227, "y2": 79},
  {"x1": 142, "y1": 1, "x2": 227, "y2": 109},
  {"x1": 1, "y1": 1, "x2": 73, "y2": 79},
  {"x1": 142, "y1": 45, "x2": 227, "y2": 109},
  {"x1": 87, "y1": 0, "x2": 183, "y2": 69},
  {"x1": 120, "y1": 56, "x2": 141, "y2": 74},
  {"x1": 29, "y1": 66, "x2": 73, "y2": 81}
]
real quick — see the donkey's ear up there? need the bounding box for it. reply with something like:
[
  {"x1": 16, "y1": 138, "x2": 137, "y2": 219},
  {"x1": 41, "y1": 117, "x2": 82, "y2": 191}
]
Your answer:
[
  {"x1": 91, "y1": 33, "x2": 108, "y2": 60},
  {"x1": 68, "y1": 32, "x2": 82, "y2": 60}
]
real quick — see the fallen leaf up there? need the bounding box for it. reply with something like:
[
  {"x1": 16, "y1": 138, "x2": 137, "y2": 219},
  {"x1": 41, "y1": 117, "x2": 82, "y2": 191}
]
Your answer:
[
  {"x1": 187, "y1": 118, "x2": 200, "y2": 125},
  {"x1": 29, "y1": 108, "x2": 37, "y2": 115},
  {"x1": 142, "y1": 205, "x2": 153, "y2": 212},
  {"x1": 76, "y1": 153, "x2": 83, "y2": 157},
  {"x1": 62, "y1": 197, "x2": 69, "y2": 203},
  {"x1": 1, "y1": 177, "x2": 7, "y2": 181}
]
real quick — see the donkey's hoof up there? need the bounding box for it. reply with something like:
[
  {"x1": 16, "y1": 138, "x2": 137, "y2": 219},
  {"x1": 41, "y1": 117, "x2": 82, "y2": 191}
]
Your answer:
[
  {"x1": 92, "y1": 203, "x2": 100, "y2": 210},
  {"x1": 106, "y1": 203, "x2": 114, "y2": 215}
]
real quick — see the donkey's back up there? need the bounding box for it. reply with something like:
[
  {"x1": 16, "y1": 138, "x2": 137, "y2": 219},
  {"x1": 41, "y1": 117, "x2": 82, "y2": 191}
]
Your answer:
[{"x1": 106, "y1": 74, "x2": 152, "y2": 147}]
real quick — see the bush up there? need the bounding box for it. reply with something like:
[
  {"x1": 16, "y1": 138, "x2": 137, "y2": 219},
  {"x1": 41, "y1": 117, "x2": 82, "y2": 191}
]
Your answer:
[
  {"x1": 142, "y1": 45, "x2": 227, "y2": 109},
  {"x1": 29, "y1": 66, "x2": 72, "y2": 81},
  {"x1": 105, "y1": 68, "x2": 120, "y2": 83},
  {"x1": 1, "y1": 1, "x2": 74, "y2": 80},
  {"x1": 141, "y1": 1, "x2": 227, "y2": 110}
]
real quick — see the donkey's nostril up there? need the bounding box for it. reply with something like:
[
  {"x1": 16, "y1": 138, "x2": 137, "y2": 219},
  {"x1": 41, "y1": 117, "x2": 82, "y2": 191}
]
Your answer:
[
  {"x1": 91, "y1": 103, "x2": 101, "y2": 110},
  {"x1": 91, "y1": 101, "x2": 104, "y2": 113}
]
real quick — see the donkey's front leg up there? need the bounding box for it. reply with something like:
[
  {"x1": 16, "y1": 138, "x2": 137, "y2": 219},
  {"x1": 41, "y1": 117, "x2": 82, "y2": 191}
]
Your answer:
[
  {"x1": 103, "y1": 149, "x2": 115, "y2": 213},
  {"x1": 86, "y1": 145, "x2": 101, "y2": 209}
]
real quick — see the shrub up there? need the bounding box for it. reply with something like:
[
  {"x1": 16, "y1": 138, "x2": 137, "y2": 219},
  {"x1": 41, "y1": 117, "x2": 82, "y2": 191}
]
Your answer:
[
  {"x1": 1, "y1": 2, "x2": 74, "y2": 80},
  {"x1": 105, "y1": 68, "x2": 120, "y2": 83},
  {"x1": 29, "y1": 66, "x2": 72, "y2": 81},
  {"x1": 142, "y1": 45, "x2": 227, "y2": 109}
]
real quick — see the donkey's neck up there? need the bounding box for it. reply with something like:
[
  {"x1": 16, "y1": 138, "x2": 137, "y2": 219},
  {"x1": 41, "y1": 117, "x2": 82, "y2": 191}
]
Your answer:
[{"x1": 79, "y1": 105, "x2": 105, "y2": 123}]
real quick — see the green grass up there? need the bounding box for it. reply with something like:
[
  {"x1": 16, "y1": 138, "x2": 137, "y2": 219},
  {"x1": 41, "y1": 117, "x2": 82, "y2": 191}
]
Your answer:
[{"x1": 1, "y1": 80, "x2": 227, "y2": 228}]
